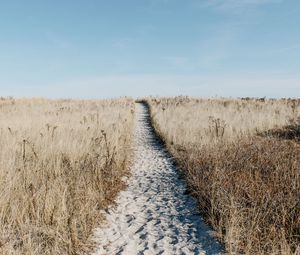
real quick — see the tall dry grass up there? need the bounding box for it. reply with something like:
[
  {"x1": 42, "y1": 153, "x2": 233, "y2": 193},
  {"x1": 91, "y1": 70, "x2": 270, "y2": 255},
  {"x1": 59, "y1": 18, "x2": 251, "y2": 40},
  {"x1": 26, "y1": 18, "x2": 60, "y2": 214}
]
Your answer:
[
  {"x1": 148, "y1": 96, "x2": 300, "y2": 255},
  {"x1": 0, "y1": 97, "x2": 134, "y2": 254},
  {"x1": 149, "y1": 97, "x2": 299, "y2": 147}
]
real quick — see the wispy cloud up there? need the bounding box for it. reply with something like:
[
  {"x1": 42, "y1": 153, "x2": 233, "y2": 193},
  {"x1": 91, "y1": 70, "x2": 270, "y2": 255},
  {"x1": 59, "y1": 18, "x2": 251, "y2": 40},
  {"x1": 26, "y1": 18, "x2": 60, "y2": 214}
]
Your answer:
[
  {"x1": 44, "y1": 32, "x2": 74, "y2": 49},
  {"x1": 2, "y1": 74, "x2": 299, "y2": 99},
  {"x1": 195, "y1": 26, "x2": 237, "y2": 69},
  {"x1": 137, "y1": 24, "x2": 156, "y2": 36},
  {"x1": 204, "y1": 0, "x2": 281, "y2": 8},
  {"x1": 277, "y1": 44, "x2": 300, "y2": 52},
  {"x1": 198, "y1": 0, "x2": 282, "y2": 15},
  {"x1": 111, "y1": 38, "x2": 133, "y2": 49},
  {"x1": 161, "y1": 56, "x2": 189, "y2": 68}
]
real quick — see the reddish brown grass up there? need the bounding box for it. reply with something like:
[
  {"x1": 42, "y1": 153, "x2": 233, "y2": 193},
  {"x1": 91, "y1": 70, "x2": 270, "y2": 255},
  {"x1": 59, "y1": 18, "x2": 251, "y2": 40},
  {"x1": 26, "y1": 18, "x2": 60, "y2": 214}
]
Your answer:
[{"x1": 173, "y1": 138, "x2": 300, "y2": 254}]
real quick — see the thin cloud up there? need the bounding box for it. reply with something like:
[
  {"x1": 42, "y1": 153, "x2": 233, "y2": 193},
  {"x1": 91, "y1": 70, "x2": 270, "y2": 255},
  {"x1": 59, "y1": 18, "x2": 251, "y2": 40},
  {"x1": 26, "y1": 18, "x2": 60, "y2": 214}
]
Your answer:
[
  {"x1": 44, "y1": 32, "x2": 74, "y2": 49},
  {"x1": 161, "y1": 56, "x2": 189, "y2": 68},
  {"x1": 198, "y1": 0, "x2": 282, "y2": 14},
  {"x1": 277, "y1": 44, "x2": 300, "y2": 52},
  {"x1": 3, "y1": 74, "x2": 298, "y2": 99},
  {"x1": 111, "y1": 38, "x2": 133, "y2": 49}
]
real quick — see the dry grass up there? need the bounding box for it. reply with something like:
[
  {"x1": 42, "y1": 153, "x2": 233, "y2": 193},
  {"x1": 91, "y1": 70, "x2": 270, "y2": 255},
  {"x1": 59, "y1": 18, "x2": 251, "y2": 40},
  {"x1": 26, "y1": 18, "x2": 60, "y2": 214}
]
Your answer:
[
  {"x1": 149, "y1": 97, "x2": 299, "y2": 146},
  {"x1": 0, "y1": 97, "x2": 134, "y2": 254},
  {"x1": 148, "y1": 96, "x2": 300, "y2": 255}
]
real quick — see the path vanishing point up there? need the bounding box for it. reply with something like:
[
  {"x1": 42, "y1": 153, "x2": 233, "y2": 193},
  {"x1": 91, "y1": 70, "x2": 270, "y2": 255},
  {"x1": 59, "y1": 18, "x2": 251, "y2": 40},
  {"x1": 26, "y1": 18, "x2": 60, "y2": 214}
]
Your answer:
[{"x1": 92, "y1": 102, "x2": 223, "y2": 255}]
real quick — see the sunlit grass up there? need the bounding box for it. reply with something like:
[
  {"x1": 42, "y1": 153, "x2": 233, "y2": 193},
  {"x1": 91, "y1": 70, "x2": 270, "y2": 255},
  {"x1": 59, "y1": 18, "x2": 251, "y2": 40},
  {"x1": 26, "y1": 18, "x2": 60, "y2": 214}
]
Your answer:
[
  {"x1": 0, "y1": 97, "x2": 134, "y2": 255},
  {"x1": 149, "y1": 96, "x2": 300, "y2": 254}
]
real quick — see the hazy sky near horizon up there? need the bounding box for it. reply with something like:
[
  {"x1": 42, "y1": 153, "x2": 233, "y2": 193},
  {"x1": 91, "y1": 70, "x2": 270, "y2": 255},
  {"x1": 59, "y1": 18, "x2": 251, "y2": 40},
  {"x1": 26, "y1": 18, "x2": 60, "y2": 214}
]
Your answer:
[{"x1": 0, "y1": 0, "x2": 299, "y2": 98}]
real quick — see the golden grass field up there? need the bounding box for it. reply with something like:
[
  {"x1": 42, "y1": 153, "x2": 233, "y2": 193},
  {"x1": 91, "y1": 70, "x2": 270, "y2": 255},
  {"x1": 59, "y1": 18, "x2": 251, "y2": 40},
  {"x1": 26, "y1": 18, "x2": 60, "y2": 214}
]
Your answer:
[
  {"x1": 1, "y1": 96, "x2": 299, "y2": 255},
  {"x1": 148, "y1": 97, "x2": 300, "y2": 255},
  {"x1": 0, "y1": 97, "x2": 134, "y2": 254}
]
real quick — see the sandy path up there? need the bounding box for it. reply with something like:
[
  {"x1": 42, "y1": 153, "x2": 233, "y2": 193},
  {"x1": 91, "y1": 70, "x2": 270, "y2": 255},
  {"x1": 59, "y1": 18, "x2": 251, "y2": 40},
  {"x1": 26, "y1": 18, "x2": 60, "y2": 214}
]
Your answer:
[{"x1": 92, "y1": 103, "x2": 223, "y2": 255}]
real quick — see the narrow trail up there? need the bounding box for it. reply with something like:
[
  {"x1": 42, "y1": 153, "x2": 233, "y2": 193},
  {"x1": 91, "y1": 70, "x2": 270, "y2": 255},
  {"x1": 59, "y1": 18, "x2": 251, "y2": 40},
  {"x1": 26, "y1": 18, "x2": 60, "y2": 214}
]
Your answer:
[{"x1": 92, "y1": 103, "x2": 223, "y2": 255}]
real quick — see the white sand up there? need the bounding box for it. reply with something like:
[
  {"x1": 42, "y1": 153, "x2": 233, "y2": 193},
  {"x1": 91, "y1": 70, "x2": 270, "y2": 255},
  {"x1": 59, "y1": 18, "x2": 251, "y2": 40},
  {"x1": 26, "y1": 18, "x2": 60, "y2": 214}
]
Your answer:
[{"x1": 91, "y1": 103, "x2": 223, "y2": 255}]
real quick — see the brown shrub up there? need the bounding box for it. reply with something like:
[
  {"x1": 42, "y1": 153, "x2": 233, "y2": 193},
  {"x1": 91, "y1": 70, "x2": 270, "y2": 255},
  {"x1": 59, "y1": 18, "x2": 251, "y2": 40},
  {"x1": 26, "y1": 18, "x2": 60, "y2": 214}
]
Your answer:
[{"x1": 173, "y1": 138, "x2": 300, "y2": 254}]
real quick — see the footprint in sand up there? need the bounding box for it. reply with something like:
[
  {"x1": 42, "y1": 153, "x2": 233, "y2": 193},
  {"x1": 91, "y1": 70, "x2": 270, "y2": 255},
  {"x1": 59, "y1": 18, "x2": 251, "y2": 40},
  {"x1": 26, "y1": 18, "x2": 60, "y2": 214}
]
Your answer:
[{"x1": 91, "y1": 102, "x2": 223, "y2": 255}]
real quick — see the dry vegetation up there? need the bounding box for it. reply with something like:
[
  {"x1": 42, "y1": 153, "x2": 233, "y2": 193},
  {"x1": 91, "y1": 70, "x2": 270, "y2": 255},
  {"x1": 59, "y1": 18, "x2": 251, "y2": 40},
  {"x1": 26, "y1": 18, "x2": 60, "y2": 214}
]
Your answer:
[
  {"x1": 148, "y1": 97, "x2": 300, "y2": 255},
  {"x1": 0, "y1": 97, "x2": 134, "y2": 254}
]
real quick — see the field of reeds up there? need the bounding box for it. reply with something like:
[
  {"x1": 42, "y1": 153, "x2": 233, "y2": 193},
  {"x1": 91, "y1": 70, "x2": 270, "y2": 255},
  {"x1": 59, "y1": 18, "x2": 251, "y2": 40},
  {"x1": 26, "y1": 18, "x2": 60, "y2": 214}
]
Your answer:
[
  {"x1": 0, "y1": 97, "x2": 134, "y2": 255},
  {"x1": 148, "y1": 97, "x2": 300, "y2": 255}
]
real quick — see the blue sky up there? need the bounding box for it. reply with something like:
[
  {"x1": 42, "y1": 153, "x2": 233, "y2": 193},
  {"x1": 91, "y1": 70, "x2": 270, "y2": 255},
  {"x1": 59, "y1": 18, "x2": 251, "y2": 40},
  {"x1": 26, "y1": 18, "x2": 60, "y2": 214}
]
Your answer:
[{"x1": 0, "y1": 0, "x2": 299, "y2": 98}]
